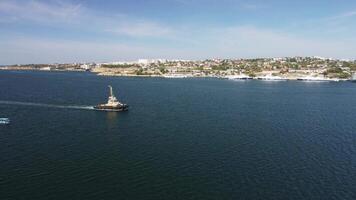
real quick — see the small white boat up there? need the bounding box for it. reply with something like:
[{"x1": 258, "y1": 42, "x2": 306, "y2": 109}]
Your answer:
[
  {"x1": 0, "y1": 118, "x2": 10, "y2": 125},
  {"x1": 163, "y1": 74, "x2": 189, "y2": 78},
  {"x1": 256, "y1": 74, "x2": 287, "y2": 81},
  {"x1": 297, "y1": 75, "x2": 339, "y2": 82},
  {"x1": 226, "y1": 74, "x2": 252, "y2": 80}
]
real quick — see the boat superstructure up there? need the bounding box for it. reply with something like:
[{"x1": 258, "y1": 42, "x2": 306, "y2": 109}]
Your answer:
[{"x1": 94, "y1": 85, "x2": 128, "y2": 112}]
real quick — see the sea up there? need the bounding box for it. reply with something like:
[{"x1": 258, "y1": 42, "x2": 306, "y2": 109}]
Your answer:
[{"x1": 0, "y1": 70, "x2": 355, "y2": 200}]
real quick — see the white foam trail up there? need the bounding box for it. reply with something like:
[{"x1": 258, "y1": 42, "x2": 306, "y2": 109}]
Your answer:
[{"x1": 0, "y1": 100, "x2": 94, "y2": 110}]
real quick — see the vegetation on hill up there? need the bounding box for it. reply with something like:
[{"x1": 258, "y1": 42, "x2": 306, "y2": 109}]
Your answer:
[{"x1": 102, "y1": 64, "x2": 139, "y2": 68}]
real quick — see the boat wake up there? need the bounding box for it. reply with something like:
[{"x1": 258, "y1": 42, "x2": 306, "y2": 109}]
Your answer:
[{"x1": 0, "y1": 100, "x2": 94, "y2": 110}]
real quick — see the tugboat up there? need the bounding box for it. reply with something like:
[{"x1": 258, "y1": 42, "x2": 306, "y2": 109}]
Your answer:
[{"x1": 94, "y1": 85, "x2": 128, "y2": 112}]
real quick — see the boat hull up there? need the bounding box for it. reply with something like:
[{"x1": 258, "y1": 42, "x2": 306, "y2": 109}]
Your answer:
[{"x1": 93, "y1": 104, "x2": 129, "y2": 112}]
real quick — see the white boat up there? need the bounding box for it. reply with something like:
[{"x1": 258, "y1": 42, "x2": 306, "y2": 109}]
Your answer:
[
  {"x1": 40, "y1": 67, "x2": 51, "y2": 71},
  {"x1": 0, "y1": 118, "x2": 10, "y2": 125},
  {"x1": 163, "y1": 74, "x2": 189, "y2": 78},
  {"x1": 297, "y1": 75, "x2": 339, "y2": 82},
  {"x1": 226, "y1": 74, "x2": 252, "y2": 80},
  {"x1": 256, "y1": 74, "x2": 287, "y2": 81}
]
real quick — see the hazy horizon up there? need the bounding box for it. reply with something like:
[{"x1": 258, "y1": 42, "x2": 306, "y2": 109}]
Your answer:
[
  {"x1": 1, "y1": 0, "x2": 356, "y2": 65},
  {"x1": 2, "y1": 56, "x2": 355, "y2": 66}
]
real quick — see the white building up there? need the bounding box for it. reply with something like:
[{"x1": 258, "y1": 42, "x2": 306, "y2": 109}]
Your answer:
[
  {"x1": 138, "y1": 59, "x2": 150, "y2": 65},
  {"x1": 80, "y1": 64, "x2": 90, "y2": 70},
  {"x1": 138, "y1": 59, "x2": 167, "y2": 65}
]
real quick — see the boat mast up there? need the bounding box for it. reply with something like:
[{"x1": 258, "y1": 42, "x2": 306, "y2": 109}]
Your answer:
[{"x1": 109, "y1": 85, "x2": 114, "y2": 97}]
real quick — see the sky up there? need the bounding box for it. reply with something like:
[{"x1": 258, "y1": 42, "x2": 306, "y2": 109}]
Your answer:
[{"x1": 1, "y1": 0, "x2": 356, "y2": 64}]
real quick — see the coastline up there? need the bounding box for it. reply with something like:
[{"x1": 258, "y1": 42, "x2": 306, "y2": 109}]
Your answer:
[
  {"x1": 0, "y1": 67, "x2": 351, "y2": 82},
  {"x1": 2, "y1": 57, "x2": 355, "y2": 82}
]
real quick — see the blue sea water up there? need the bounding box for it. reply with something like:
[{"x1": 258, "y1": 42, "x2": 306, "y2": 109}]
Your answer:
[{"x1": 0, "y1": 70, "x2": 355, "y2": 199}]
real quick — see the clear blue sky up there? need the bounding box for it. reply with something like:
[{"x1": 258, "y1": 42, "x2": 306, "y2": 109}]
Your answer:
[{"x1": 1, "y1": 0, "x2": 356, "y2": 64}]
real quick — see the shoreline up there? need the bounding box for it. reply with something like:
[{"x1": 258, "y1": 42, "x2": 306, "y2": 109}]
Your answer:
[{"x1": 0, "y1": 68, "x2": 352, "y2": 82}]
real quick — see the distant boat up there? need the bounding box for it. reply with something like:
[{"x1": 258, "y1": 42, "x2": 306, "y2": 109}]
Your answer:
[
  {"x1": 0, "y1": 118, "x2": 10, "y2": 125},
  {"x1": 226, "y1": 74, "x2": 252, "y2": 80},
  {"x1": 163, "y1": 74, "x2": 189, "y2": 78},
  {"x1": 94, "y1": 86, "x2": 128, "y2": 112},
  {"x1": 297, "y1": 75, "x2": 339, "y2": 82},
  {"x1": 256, "y1": 74, "x2": 287, "y2": 81}
]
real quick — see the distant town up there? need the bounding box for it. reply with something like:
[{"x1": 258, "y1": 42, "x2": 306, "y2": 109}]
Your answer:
[{"x1": 1, "y1": 57, "x2": 356, "y2": 81}]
